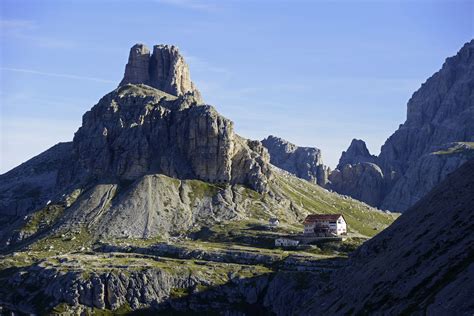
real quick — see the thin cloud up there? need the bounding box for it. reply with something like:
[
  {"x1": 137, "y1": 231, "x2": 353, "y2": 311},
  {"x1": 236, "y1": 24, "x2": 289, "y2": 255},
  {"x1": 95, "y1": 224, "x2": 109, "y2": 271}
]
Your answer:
[
  {"x1": 155, "y1": 0, "x2": 219, "y2": 11},
  {"x1": 0, "y1": 19, "x2": 37, "y2": 31},
  {"x1": 0, "y1": 67, "x2": 115, "y2": 84},
  {"x1": 0, "y1": 18, "x2": 76, "y2": 49}
]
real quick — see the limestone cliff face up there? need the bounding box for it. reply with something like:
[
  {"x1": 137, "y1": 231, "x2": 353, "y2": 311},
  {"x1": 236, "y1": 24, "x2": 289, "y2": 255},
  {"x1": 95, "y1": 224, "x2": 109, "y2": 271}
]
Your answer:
[
  {"x1": 330, "y1": 40, "x2": 474, "y2": 211},
  {"x1": 119, "y1": 44, "x2": 202, "y2": 103},
  {"x1": 261, "y1": 135, "x2": 329, "y2": 185},
  {"x1": 378, "y1": 40, "x2": 474, "y2": 175},
  {"x1": 59, "y1": 84, "x2": 270, "y2": 194}
]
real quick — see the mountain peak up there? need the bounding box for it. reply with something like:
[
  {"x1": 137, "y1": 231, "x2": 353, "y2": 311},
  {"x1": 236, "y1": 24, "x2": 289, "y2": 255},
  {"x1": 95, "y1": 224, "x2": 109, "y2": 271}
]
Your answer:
[
  {"x1": 337, "y1": 138, "x2": 376, "y2": 170},
  {"x1": 119, "y1": 43, "x2": 202, "y2": 103}
]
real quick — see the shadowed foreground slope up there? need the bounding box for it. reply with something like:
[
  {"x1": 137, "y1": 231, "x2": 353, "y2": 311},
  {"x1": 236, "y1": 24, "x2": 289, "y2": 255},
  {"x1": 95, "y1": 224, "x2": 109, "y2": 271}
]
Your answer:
[{"x1": 301, "y1": 158, "x2": 474, "y2": 315}]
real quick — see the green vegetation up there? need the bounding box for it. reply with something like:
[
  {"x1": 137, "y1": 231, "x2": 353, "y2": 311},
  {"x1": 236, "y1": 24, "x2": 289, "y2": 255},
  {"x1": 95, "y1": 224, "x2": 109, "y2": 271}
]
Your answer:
[
  {"x1": 170, "y1": 287, "x2": 190, "y2": 298},
  {"x1": 186, "y1": 179, "x2": 222, "y2": 204},
  {"x1": 272, "y1": 172, "x2": 398, "y2": 237},
  {"x1": 51, "y1": 302, "x2": 133, "y2": 316},
  {"x1": 432, "y1": 142, "x2": 474, "y2": 156},
  {"x1": 28, "y1": 228, "x2": 93, "y2": 253},
  {"x1": 22, "y1": 204, "x2": 65, "y2": 234}
]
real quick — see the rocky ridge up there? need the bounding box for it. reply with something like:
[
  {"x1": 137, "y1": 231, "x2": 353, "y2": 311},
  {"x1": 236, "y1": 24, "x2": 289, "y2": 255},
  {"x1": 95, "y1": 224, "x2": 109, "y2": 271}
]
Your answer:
[
  {"x1": 330, "y1": 40, "x2": 474, "y2": 211},
  {"x1": 0, "y1": 252, "x2": 319, "y2": 315},
  {"x1": 261, "y1": 135, "x2": 329, "y2": 185}
]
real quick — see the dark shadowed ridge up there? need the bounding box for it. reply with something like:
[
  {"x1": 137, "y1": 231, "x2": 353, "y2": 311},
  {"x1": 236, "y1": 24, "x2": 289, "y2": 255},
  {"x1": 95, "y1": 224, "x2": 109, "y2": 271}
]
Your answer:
[{"x1": 301, "y1": 158, "x2": 474, "y2": 315}]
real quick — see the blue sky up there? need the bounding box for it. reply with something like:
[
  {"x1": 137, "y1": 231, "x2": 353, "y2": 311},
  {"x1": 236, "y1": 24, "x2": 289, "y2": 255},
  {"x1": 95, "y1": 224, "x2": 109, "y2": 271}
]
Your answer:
[{"x1": 1, "y1": 0, "x2": 472, "y2": 173}]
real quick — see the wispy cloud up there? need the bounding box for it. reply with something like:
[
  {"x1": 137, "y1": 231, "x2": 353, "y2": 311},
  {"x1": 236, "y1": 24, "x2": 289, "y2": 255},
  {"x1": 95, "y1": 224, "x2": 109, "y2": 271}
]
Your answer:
[
  {"x1": 0, "y1": 18, "x2": 76, "y2": 49},
  {"x1": 0, "y1": 67, "x2": 114, "y2": 84},
  {"x1": 155, "y1": 0, "x2": 219, "y2": 11},
  {"x1": 0, "y1": 19, "x2": 37, "y2": 31}
]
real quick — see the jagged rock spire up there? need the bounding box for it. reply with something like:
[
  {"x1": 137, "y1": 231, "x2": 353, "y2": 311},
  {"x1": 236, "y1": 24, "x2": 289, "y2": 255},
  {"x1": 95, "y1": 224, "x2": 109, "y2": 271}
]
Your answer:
[
  {"x1": 119, "y1": 43, "x2": 202, "y2": 103},
  {"x1": 337, "y1": 139, "x2": 376, "y2": 170}
]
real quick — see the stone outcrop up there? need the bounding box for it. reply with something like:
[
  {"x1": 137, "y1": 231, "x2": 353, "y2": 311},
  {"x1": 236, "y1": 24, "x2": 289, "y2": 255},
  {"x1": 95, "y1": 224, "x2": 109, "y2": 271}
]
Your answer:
[
  {"x1": 330, "y1": 40, "x2": 474, "y2": 211},
  {"x1": 0, "y1": 255, "x2": 320, "y2": 315},
  {"x1": 301, "y1": 158, "x2": 474, "y2": 315},
  {"x1": 262, "y1": 135, "x2": 329, "y2": 185},
  {"x1": 328, "y1": 162, "x2": 385, "y2": 206},
  {"x1": 59, "y1": 84, "x2": 270, "y2": 194},
  {"x1": 336, "y1": 139, "x2": 376, "y2": 170},
  {"x1": 119, "y1": 44, "x2": 202, "y2": 103}
]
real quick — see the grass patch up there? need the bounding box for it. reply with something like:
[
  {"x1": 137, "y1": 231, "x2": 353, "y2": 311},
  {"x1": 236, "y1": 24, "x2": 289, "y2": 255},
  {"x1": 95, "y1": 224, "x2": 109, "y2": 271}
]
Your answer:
[
  {"x1": 186, "y1": 179, "x2": 222, "y2": 204},
  {"x1": 22, "y1": 204, "x2": 65, "y2": 235},
  {"x1": 170, "y1": 287, "x2": 190, "y2": 298},
  {"x1": 271, "y1": 172, "x2": 398, "y2": 237},
  {"x1": 432, "y1": 142, "x2": 474, "y2": 156}
]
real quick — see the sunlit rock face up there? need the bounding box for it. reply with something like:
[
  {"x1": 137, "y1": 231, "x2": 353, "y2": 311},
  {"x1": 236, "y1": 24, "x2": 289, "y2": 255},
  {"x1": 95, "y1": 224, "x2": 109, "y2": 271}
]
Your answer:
[{"x1": 119, "y1": 43, "x2": 202, "y2": 103}]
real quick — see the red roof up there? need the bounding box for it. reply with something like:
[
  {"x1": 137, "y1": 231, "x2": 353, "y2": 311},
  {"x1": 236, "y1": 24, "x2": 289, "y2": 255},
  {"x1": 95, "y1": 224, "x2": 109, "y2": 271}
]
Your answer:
[{"x1": 304, "y1": 214, "x2": 344, "y2": 224}]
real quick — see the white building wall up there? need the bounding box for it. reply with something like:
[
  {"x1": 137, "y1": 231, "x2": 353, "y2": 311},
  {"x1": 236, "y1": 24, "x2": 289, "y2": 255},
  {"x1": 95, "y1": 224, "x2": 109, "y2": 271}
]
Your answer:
[
  {"x1": 304, "y1": 216, "x2": 347, "y2": 236},
  {"x1": 336, "y1": 217, "x2": 347, "y2": 235}
]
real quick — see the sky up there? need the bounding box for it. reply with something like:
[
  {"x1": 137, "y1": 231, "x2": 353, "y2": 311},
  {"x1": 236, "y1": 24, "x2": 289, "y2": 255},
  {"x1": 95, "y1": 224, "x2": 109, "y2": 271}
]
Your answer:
[{"x1": 0, "y1": 0, "x2": 472, "y2": 173}]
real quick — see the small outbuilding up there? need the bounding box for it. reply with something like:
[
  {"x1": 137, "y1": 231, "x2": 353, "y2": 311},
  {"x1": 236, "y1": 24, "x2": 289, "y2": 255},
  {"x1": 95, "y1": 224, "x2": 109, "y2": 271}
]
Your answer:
[{"x1": 303, "y1": 214, "x2": 347, "y2": 236}]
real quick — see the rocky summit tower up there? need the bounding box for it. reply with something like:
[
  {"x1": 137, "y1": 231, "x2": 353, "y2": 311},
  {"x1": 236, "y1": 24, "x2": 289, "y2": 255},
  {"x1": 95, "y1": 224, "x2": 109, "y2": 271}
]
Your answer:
[{"x1": 119, "y1": 43, "x2": 202, "y2": 103}]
